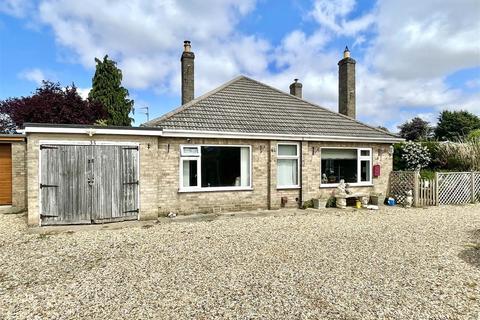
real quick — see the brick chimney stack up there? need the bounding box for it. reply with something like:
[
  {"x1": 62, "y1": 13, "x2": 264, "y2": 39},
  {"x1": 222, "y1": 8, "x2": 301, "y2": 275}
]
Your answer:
[
  {"x1": 289, "y1": 79, "x2": 302, "y2": 98},
  {"x1": 338, "y1": 46, "x2": 356, "y2": 118},
  {"x1": 181, "y1": 40, "x2": 195, "y2": 105}
]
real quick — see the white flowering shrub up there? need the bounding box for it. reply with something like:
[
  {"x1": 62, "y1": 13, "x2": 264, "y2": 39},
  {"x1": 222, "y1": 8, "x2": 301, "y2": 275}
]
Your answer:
[{"x1": 401, "y1": 141, "x2": 431, "y2": 170}]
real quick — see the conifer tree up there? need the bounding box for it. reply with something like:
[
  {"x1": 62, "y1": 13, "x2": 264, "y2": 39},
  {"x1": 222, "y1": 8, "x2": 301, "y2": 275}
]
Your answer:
[{"x1": 89, "y1": 55, "x2": 134, "y2": 126}]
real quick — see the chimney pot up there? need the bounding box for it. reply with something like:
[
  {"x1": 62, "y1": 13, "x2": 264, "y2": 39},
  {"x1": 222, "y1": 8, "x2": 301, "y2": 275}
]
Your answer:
[
  {"x1": 184, "y1": 40, "x2": 191, "y2": 52},
  {"x1": 343, "y1": 46, "x2": 350, "y2": 59},
  {"x1": 289, "y1": 79, "x2": 303, "y2": 98}
]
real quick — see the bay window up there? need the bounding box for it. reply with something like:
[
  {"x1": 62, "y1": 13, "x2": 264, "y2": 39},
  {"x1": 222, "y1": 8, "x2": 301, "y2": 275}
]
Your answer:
[
  {"x1": 180, "y1": 145, "x2": 251, "y2": 191},
  {"x1": 321, "y1": 148, "x2": 372, "y2": 186},
  {"x1": 277, "y1": 143, "x2": 300, "y2": 188}
]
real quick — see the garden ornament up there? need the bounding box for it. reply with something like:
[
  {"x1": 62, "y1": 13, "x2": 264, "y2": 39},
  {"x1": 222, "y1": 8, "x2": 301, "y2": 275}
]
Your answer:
[{"x1": 405, "y1": 190, "x2": 413, "y2": 208}]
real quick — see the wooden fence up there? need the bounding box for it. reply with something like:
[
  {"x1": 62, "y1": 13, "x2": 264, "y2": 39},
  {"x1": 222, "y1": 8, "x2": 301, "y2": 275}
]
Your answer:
[
  {"x1": 389, "y1": 171, "x2": 480, "y2": 207},
  {"x1": 437, "y1": 172, "x2": 480, "y2": 205},
  {"x1": 388, "y1": 171, "x2": 417, "y2": 205}
]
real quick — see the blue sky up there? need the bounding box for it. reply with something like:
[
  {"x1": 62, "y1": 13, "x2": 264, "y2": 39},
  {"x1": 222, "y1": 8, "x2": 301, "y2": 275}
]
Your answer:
[{"x1": 0, "y1": 0, "x2": 479, "y2": 131}]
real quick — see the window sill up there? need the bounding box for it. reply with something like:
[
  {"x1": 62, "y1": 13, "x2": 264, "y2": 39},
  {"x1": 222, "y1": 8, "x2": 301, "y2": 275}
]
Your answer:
[
  {"x1": 276, "y1": 186, "x2": 301, "y2": 190},
  {"x1": 320, "y1": 183, "x2": 374, "y2": 188},
  {"x1": 178, "y1": 187, "x2": 253, "y2": 193}
]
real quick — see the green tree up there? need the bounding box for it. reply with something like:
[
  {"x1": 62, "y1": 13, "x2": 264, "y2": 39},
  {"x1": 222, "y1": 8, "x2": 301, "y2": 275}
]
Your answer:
[
  {"x1": 376, "y1": 126, "x2": 389, "y2": 132},
  {"x1": 89, "y1": 55, "x2": 134, "y2": 126},
  {"x1": 468, "y1": 129, "x2": 480, "y2": 141},
  {"x1": 434, "y1": 110, "x2": 480, "y2": 141},
  {"x1": 398, "y1": 117, "x2": 433, "y2": 141}
]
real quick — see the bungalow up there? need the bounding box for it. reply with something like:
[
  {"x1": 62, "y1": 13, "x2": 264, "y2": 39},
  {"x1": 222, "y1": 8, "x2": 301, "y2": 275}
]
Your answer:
[{"x1": 21, "y1": 42, "x2": 402, "y2": 226}]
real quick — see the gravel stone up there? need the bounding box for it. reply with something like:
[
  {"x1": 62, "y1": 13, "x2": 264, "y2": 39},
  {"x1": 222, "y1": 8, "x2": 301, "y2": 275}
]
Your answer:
[{"x1": 0, "y1": 205, "x2": 479, "y2": 319}]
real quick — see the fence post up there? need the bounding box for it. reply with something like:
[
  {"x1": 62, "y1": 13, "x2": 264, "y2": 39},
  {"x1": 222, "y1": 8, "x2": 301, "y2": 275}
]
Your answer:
[
  {"x1": 413, "y1": 171, "x2": 419, "y2": 207},
  {"x1": 435, "y1": 172, "x2": 439, "y2": 206},
  {"x1": 472, "y1": 172, "x2": 475, "y2": 204}
]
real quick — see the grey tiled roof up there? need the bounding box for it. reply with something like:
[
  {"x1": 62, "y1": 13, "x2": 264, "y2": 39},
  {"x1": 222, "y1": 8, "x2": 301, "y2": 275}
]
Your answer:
[{"x1": 143, "y1": 76, "x2": 400, "y2": 140}]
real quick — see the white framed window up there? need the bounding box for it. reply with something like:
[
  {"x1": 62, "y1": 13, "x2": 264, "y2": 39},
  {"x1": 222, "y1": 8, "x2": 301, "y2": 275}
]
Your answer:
[
  {"x1": 181, "y1": 145, "x2": 200, "y2": 157},
  {"x1": 277, "y1": 143, "x2": 300, "y2": 188},
  {"x1": 320, "y1": 148, "x2": 372, "y2": 187},
  {"x1": 179, "y1": 145, "x2": 252, "y2": 192}
]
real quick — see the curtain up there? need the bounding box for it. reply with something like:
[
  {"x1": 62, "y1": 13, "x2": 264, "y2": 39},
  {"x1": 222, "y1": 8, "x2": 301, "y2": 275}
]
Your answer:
[
  {"x1": 240, "y1": 147, "x2": 250, "y2": 187},
  {"x1": 277, "y1": 159, "x2": 298, "y2": 186},
  {"x1": 321, "y1": 149, "x2": 357, "y2": 159},
  {"x1": 182, "y1": 160, "x2": 190, "y2": 187}
]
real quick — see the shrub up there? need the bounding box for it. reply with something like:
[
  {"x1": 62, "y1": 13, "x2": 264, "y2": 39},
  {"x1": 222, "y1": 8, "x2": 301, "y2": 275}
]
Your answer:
[
  {"x1": 301, "y1": 199, "x2": 314, "y2": 209},
  {"x1": 438, "y1": 139, "x2": 480, "y2": 171},
  {"x1": 421, "y1": 141, "x2": 446, "y2": 170},
  {"x1": 401, "y1": 141, "x2": 431, "y2": 170},
  {"x1": 325, "y1": 196, "x2": 336, "y2": 208},
  {"x1": 468, "y1": 129, "x2": 480, "y2": 141},
  {"x1": 393, "y1": 143, "x2": 407, "y2": 171}
]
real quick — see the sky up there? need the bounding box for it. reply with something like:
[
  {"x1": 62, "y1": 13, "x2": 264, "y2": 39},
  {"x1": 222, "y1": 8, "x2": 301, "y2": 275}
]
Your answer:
[{"x1": 0, "y1": 0, "x2": 479, "y2": 131}]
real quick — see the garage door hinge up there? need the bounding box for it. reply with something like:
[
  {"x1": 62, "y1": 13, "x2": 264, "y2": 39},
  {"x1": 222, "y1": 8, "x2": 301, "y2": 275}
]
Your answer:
[
  {"x1": 40, "y1": 214, "x2": 59, "y2": 218},
  {"x1": 122, "y1": 146, "x2": 139, "y2": 150},
  {"x1": 40, "y1": 184, "x2": 59, "y2": 188},
  {"x1": 123, "y1": 180, "x2": 139, "y2": 185},
  {"x1": 123, "y1": 209, "x2": 139, "y2": 214},
  {"x1": 40, "y1": 145, "x2": 58, "y2": 150}
]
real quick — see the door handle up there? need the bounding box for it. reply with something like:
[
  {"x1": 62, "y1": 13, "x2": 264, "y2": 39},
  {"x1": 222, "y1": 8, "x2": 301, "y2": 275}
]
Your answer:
[{"x1": 88, "y1": 177, "x2": 95, "y2": 186}]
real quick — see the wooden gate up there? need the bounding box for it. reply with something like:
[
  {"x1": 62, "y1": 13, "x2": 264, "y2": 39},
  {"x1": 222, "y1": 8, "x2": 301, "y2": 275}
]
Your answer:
[
  {"x1": 40, "y1": 144, "x2": 139, "y2": 225},
  {"x1": 417, "y1": 178, "x2": 436, "y2": 206}
]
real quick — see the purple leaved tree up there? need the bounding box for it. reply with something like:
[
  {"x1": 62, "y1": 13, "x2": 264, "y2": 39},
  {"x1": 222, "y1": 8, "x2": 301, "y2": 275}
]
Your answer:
[{"x1": 0, "y1": 81, "x2": 107, "y2": 132}]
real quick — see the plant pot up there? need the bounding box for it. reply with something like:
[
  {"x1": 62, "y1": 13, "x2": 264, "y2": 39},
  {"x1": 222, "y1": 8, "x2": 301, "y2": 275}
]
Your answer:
[{"x1": 370, "y1": 195, "x2": 379, "y2": 205}]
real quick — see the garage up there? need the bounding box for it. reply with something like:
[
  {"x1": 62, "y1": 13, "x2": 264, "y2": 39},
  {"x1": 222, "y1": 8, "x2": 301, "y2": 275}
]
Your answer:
[
  {"x1": 0, "y1": 144, "x2": 13, "y2": 205},
  {"x1": 40, "y1": 143, "x2": 139, "y2": 225}
]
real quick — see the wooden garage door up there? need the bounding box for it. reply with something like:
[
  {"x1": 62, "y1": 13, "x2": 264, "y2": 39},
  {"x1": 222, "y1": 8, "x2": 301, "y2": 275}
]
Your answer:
[
  {"x1": 0, "y1": 144, "x2": 12, "y2": 205},
  {"x1": 40, "y1": 144, "x2": 139, "y2": 225}
]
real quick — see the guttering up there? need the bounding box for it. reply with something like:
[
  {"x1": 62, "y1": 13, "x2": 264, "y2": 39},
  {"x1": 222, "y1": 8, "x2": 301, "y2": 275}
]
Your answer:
[
  {"x1": 161, "y1": 129, "x2": 404, "y2": 143},
  {"x1": 0, "y1": 133, "x2": 26, "y2": 142},
  {"x1": 23, "y1": 126, "x2": 163, "y2": 136},
  {"x1": 21, "y1": 125, "x2": 404, "y2": 143}
]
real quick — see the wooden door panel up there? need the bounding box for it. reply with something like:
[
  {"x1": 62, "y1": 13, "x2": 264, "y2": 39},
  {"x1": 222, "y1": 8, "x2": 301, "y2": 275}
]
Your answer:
[
  {"x1": 40, "y1": 145, "x2": 91, "y2": 225},
  {"x1": 91, "y1": 145, "x2": 139, "y2": 223},
  {"x1": 121, "y1": 147, "x2": 139, "y2": 216},
  {"x1": 0, "y1": 144, "x2": 12, "y2": 205}
]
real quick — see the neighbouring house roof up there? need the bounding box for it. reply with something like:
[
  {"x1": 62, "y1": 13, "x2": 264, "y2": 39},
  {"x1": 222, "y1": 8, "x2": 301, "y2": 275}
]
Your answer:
[{"x1": 143, "y1": 76, "x2": 401, "y2": 142}]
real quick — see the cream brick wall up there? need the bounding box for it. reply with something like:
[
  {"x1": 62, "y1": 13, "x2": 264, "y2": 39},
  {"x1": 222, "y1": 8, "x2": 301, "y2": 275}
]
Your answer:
[
  {"x1": 0, "y1": 141, "x2": 27, "y2": 214},
  {"x1": 12, "y1": 142, "x2": 27, "y2": 211},
  {"x1": 24, "y1": 133, "x2": 393, "y2": 225},
  {"x1": 26, "y1": 133, "x2": 158, "y2": 226}
]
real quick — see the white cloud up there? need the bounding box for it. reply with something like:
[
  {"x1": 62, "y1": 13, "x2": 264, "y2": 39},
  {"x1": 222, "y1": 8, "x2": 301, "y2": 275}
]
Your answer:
[
  {"x1": 36, "y1": 0, "x2": 261, "y2": 94},
  {"x1": 310, "y1": 0, "x2": 375, "y2": 36},
  {"x1": 18, "y1": 68, "x2": 47, "y2": 85},
  {"x1": 76, "y1": 87, "x2": 90, "y2": 99},
  {"x1": 0, "y1": 0, "x2": 33, "y2": 17},
  {"x1": 368, "y1": 0, "x2": 480, "y2": 79}
]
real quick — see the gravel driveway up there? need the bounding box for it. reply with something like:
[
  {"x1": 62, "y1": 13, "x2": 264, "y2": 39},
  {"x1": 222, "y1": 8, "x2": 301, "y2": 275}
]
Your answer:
[{"x1": 1, "y1": 205, "x2": 479, "y2": 319}]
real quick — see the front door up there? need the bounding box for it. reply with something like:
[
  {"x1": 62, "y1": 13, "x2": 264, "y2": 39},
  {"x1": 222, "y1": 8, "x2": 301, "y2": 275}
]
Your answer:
[{"x1": 40, "y1": 144, "x2": 139, "y2": 225}]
